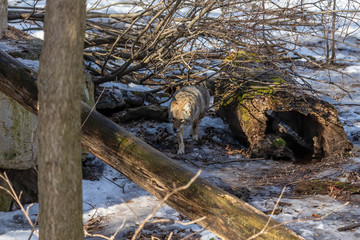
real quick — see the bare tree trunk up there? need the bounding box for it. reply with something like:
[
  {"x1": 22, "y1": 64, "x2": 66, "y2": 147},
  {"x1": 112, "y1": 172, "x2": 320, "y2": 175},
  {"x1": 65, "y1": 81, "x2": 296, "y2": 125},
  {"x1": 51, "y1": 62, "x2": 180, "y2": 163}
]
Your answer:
[
  {"x1": 0, "y1": 0, "x2": 7, "y2": 38},
  {"x1": 37, "y1": 0, "x2": 86, "y2": 239},
  {"x1": 330, "y1": 0, "x2": 337, "y2": 63},
  {"x1": 0, "y1": 51, "x2": 304, "y2": 240}
]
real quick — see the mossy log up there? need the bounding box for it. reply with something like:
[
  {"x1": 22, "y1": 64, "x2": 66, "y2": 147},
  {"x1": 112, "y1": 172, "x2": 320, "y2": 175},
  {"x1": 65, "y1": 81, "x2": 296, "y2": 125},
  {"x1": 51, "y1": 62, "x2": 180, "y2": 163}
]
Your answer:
[
  {"x1": 0, "y1": 50, "x2": 304, "y2": 240},
  {"x1": 294, "y1": 180, "x2": 360, "y2": 195},
  {"x1": 216, "y1": 85, "x2": 352, "y2": 162}
]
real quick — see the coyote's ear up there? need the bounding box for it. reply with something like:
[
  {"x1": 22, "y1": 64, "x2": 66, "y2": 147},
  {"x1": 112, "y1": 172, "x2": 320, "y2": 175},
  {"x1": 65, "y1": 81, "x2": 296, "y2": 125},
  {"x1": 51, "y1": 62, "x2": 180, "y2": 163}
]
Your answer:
[{"x1": 184, "y1": 102, "x2": 191, "y2": 114}]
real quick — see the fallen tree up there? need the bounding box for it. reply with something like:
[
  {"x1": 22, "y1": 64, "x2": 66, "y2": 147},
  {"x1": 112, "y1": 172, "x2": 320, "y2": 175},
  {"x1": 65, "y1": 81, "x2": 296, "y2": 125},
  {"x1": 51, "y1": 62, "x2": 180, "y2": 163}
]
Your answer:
[
  {"x1": 216, "y1": 87, "x2": 352, "y2": 162},
  {"x1": 0, "y1": 50, "x2": 304, "y2": 239},
  {"x1": 216, "y1": 54, "x2": 352, "y2": 162}
]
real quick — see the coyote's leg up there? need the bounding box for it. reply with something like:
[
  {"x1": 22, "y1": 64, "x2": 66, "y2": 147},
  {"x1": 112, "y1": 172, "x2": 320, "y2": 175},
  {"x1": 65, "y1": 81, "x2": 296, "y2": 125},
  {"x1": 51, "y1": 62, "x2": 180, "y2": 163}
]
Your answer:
[
  {"x1": 191, "y1": 120, "x2": 199, "y2": 141},
  {"x1": 176, "y1": 129, "x2": 185, "y2": 154},
  {"x1": 191, "y1": 113, "x2": 205, "y2": 141}
]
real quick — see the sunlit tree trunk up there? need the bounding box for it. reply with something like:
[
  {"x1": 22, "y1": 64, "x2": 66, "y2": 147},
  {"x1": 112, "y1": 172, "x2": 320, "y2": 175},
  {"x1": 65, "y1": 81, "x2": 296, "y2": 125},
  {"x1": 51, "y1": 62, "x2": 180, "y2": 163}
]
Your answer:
[
  {"x1": 0, "y1": 0, "x2": 7, "y2": 38},
  {"x1": 37, "y1": 0, "x2": 86, "y2": 238}
]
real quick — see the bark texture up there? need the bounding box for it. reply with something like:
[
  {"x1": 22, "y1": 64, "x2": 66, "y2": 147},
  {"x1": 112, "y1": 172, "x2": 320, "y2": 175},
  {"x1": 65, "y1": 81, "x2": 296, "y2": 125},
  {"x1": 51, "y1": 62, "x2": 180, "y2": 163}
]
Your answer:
[
  {"x1": 36, "y1": 0, "x2": 86, "y2": 239},
  {"x1": 0, "y1": 0, "x2": 7, "y2": 38},
  {"x1": 0, "y1": 51, "x2": 303, "y2": 240}
]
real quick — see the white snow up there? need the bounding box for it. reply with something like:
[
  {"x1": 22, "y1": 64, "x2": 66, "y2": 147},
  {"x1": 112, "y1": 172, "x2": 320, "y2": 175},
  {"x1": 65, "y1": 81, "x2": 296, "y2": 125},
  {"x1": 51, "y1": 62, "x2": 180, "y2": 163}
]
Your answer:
[
  {"x1": 251, "y1": 194, "x2": 360, "y2": 240},
  {"x1": 101, "y1": 81, "x2": 156, "y2": 92}
]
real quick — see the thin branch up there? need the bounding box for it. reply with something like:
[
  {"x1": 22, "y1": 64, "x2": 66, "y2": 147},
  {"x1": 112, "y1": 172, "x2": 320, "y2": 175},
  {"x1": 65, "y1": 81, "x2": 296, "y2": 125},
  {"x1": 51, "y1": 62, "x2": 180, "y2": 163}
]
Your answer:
[
  {"x1": 131, "y1": 170, "x2": 203, "y2": 240},
  {"x1": 0, "y1": 172, "x2": 39, "y2": 238}
]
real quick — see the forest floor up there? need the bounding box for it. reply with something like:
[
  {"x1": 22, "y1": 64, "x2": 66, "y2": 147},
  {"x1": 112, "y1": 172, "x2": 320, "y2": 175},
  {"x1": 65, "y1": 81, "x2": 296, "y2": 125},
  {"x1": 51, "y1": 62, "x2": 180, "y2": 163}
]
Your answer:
[
  {"x1": 1, "y1": 39, "x2": 360, "y2": 240},
  {"x1": 2, "y1": 0, "x2": 360, "y2": 238}
]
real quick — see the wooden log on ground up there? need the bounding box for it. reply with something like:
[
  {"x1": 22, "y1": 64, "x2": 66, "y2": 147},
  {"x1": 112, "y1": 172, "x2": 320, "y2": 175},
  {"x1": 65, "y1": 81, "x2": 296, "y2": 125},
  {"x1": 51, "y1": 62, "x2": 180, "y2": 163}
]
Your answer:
[
  {"x1": 216, "y1": 86, "x2": 352, "y2": 162},
  {"x1": 112, "y1": 104, "x2": 168, "y2": 123},
  {"x1": 217, "y1": 51, "x2": 352, "y2": 162},
  {"x1": 294, "y1": 180, "x2": 360, "y2": 195},
  {"x1": 0, "y1": 50, "x2": 304, "y2": 240}
]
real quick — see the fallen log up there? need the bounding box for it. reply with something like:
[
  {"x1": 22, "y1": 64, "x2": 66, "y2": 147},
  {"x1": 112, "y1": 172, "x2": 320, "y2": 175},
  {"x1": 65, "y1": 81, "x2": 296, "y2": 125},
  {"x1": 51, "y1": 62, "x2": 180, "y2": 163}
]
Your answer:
[
  {"x1": 294, "y1": 180, "x2": 360, "y2": 196},
  {"x1": 0, "y1": 50, "x2": 304, "y2": 240},
  {"x1": 111, "y1": 104, "x2": 168, "y2": 123},
  {"x1": 217, "y1": 51, "x2": 352, "y2": 162},
  {"x1": 216, "y1": 85, "x2": 352, "y2": 162}
]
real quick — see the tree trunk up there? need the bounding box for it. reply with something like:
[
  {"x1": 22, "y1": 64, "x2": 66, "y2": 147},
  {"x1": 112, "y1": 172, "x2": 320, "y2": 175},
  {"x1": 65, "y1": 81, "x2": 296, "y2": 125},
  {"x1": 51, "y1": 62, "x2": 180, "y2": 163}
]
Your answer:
[
  {"x1": 0, "y1": 51, "x2": 303, "y2": 240},
  {"x1": 37, "y1": 0, "x2": 85, "y2": 238},
  {"x1": 0, "y1": 0, "x2": 7, "y2": 38}
]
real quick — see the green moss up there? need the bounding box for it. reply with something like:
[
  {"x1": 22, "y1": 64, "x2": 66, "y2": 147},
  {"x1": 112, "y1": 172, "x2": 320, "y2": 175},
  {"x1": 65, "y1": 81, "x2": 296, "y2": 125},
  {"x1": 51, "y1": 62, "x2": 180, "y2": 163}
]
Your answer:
[
  {"x1": 237, "y1": 87, "x2": 274, "y2": 105},
  {"x1": 312, "y1": 180, "x2": 360, "y2": 193},
  {"x1": 223, "y1": 50, "x2": 260, "y2": 65},
  {"x1": 272, "y1": 137, "x2": 286, "y2": 148},
  {"x1": 342, "y1": 151, "x2": 351, "y2": 158},
  {"x1": 239, "y1": 107, "x2": 250, "y2": 123},
  {"x1": 8, "y1": 98, "x2": 34, "y2": 149},
  {"x1": 269, "y1": 74, "x2": 286, "y2": 84},
  {"x1": 2, "y1": 151, "x2": 17, "y2": 161},
  {"x1": 82, "y1": 73, "x2": 95, "y2": 106},
  {"x1": 0, "y1": 94, "x2": 37, "y2": 168},
  {"x1": 322, "y1": 181, "x2": 360, "y2": 193},
  {"x1": 220, "y1": 87, "x2": 275, "y2": 129},
  {"x1": 0, "y1": 188, "x2": 12, "y2": 212},
  {"x1": 222, "y1": 50, "x2": 288, "y2": 86}
]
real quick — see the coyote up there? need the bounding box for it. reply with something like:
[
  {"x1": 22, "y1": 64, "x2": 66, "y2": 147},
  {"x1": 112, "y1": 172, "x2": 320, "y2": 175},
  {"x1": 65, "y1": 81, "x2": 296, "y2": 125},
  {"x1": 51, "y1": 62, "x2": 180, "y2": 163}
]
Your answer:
[{"x1": 169, "y1": 85, "x2": 210, "y2": 154}]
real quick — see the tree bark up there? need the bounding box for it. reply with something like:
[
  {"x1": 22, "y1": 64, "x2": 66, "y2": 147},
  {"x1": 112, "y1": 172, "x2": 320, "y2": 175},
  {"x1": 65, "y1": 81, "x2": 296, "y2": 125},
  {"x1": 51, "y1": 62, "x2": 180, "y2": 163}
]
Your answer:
[
  {"x1": 36, "y1": 0, "x2": 86, "y2": 238},
  {"x1": 0, "y1": 0, "x2": 7, "y2": 38},
  {"x1": 0, "y1": 51, "x2": 303, "y2": 240}
]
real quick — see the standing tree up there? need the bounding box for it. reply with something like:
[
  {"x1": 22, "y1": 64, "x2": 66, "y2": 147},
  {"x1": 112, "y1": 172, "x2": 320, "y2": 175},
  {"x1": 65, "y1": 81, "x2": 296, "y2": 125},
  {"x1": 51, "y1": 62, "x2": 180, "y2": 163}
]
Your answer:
[
  {"x1": 37, "y1": 0, "x2": 86, "y2": 239},
  {"x1": 0, "y1": 0, "x2": 7, "y2": 38}
]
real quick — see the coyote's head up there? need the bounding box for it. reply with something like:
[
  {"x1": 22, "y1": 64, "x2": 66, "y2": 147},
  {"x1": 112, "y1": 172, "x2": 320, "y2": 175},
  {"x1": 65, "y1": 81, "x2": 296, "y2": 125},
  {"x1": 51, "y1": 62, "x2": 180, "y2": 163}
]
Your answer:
[{"x1": 169, "y1": 100, "x2": 192, "y2": 133}]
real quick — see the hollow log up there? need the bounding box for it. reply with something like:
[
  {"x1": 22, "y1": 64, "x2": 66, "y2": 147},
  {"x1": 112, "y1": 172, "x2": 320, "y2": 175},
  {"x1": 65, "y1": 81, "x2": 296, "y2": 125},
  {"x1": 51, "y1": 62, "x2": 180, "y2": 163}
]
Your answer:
[
  {"x1": 216, "y1": 86, "x2": 352, "y2": 162},
  {"x1": 0, "y1": 50, "x2": 304, "y2": 240}
]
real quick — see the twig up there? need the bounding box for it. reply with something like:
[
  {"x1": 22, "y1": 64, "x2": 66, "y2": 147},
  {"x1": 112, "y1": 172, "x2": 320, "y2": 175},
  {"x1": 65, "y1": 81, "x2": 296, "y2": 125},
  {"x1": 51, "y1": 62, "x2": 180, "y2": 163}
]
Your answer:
[
  {"x1": 28, "y1": 212, "x2": 39, "y2": 240},
  {"x1": 338, "y1": 222, "x2": 360, "y2": 232},
  {"x1": 84, "y1": 217, "x2": 127, "y2": 240},
  {"x1": 81, "y1": 85, "x2": 106, "y2": 129},
  {"x1": 203, "y1": 158, "x2": 266, "y2": 165},
  {"x1": 247, "y1": 195, "x2": 350, "y2": 240},
  {"x1": 102, "y1": 174, "x2": 127, "y2": 193},
  {"x1": 0, "y1": 172, "x2": 39, "y2": 238},
  {"x1": 131, "y1": 170, "x2": 203, "y2": 240},
  {"x1": 247, "y1": 186, "x2": 287, "y2": 240}
]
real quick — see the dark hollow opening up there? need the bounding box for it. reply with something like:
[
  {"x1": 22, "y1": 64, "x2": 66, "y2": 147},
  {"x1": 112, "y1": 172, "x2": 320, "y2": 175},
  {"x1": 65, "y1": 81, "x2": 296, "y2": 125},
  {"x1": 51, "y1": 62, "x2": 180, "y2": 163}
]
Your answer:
[{"x1": 265, "y1": 110, "x2": 324, "y2": 163}]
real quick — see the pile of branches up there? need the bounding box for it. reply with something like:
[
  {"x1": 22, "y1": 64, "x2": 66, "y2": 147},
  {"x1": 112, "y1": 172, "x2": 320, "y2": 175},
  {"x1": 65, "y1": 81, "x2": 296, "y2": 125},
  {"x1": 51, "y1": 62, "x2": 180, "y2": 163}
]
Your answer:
[{"x1": 8, "y1": 0, "x2": 360, "y2": 101}]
